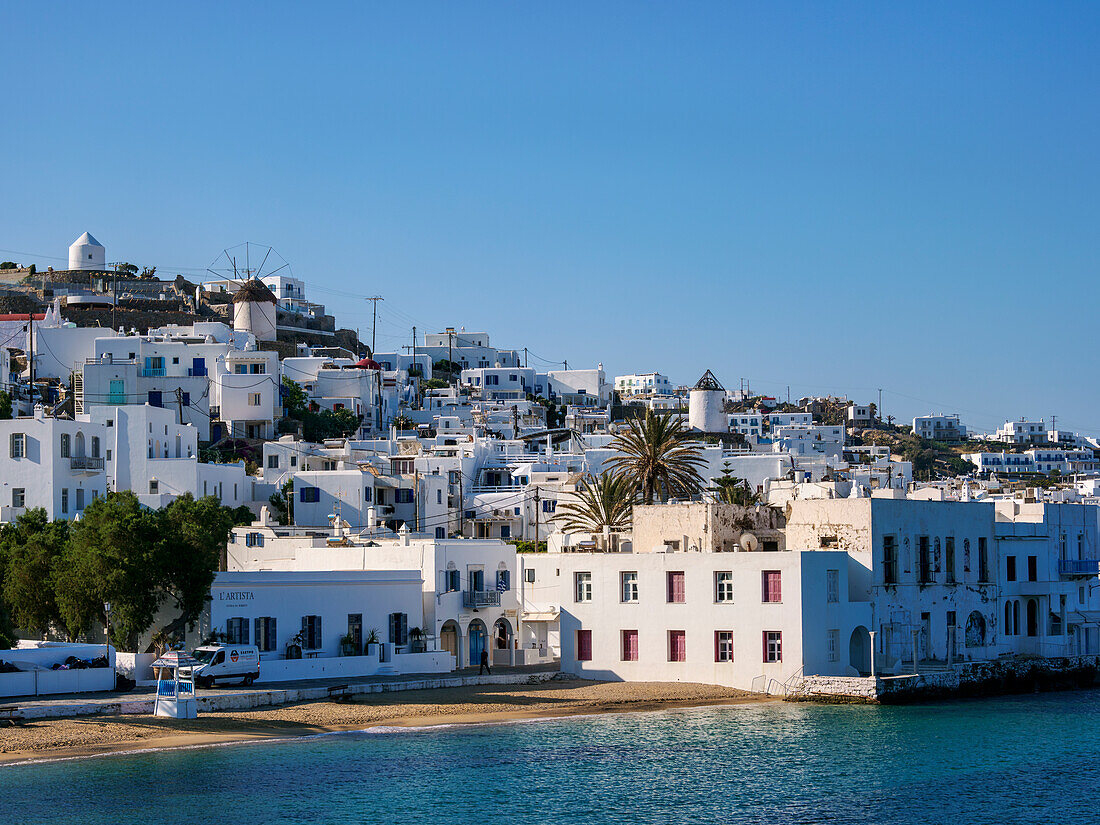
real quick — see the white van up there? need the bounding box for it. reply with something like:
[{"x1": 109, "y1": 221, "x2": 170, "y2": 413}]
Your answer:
[{"x1": 191, "y1": 644, "x2": 260, "y2": 688}]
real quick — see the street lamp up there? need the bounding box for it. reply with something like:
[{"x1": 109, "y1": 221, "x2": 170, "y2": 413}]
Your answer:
[{"x1": 104, "y1": 602, "x2": 112, "y2": 661}]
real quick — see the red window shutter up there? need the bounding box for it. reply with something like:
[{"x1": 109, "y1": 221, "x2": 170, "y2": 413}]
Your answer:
[
  {"x1": 676, "y1": 573, "x2": 685, "y2": 602},
  {"x1": 714, "y1": 631, "x2": 720, "y2": 663},
  {"x1": 762, "y1": 631, "x2": 768, "y2": 662},
  {"x1": 577, "y1": 630, "x2": 592, "y2": 661},
  {"x1": 775, "y1": 573, "x2": 781, "y2": 602}
]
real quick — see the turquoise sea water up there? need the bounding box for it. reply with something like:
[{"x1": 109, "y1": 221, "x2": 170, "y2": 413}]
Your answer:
[{"x1": 3, "y1": 691, "x2": 1098, "y2": 824}]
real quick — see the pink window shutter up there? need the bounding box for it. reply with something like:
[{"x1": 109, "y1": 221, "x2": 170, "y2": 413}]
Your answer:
[
  {"x1": 714, "y1": 631, "x2": 719, "y2": 663},
  {"x1": 774, "y1": 572, "x2": 781, "y2": 602},
  {"x1": 762, "y1": 631, "x2": 768, "y2": 662}
]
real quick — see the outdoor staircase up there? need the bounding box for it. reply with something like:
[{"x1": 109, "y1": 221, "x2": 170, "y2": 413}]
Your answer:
[{"x1": 73, "y1": 369, "x2": 84, "y2": 415}]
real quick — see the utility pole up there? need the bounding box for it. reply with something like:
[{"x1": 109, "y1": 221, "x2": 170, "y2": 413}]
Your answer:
[
  {"x1": 27, "y1": 312, "x2": 34, "y2": 404},
  {"x1": 524, "y1": 347, "x2": 528, "y2": 368},
  {"x1": 533, "y1": 486, "x2": 540, "y2": 544},
  {"x1": 175, "y1": 387, "x2": 185, "y2": 424},
  {"x1": 564, "y1": 360, "x2": 568, "y2": 371},
  {"x1": 878, "y1": 388, "x2": 883, "y2": 424},
  {"x1": 413, "y1": 470, "x2": 419, "y2": 533},
  {"x1": 365, "y1": 296, "x2": 383, "y2": 356},
  {"x1": 456, "y1": 468, "x2": 464, "y2": 537},
  {"x1": 411, "y1": 326, "x2": 417, "y2": 409}
]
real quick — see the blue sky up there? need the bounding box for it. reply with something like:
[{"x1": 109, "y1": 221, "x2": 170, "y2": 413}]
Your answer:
[{"x1": 2, "y1": 4, "x2": 1099, "y2": 434}]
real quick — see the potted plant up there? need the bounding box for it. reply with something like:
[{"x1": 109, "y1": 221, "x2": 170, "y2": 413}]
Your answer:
[
  {"x1": 340, "y1": 633, "x2": 359, "y2": 657},
  {"x1": 286, "y1": 630, "x2": 304, "y2": 660},
  {"x1": 409, "y1": 627, "x2": 426, "y2": 654},
  {"x1": 365, "y1": 628, "x2": 380, "y2": 657}
]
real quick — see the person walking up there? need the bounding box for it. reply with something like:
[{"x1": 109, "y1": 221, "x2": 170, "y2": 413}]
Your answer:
[{"x1": 479, "y1": 647, "x2": 491, "y2": 675}]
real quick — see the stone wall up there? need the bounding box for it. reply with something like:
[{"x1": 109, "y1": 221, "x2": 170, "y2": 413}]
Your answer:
[{"x1": 788, "y1": 656, "x2": 1100, "y2": 703}]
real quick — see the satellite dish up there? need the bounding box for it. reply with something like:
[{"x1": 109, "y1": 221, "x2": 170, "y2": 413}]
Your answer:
[{"x1": 740, "y1": 532, "x2": 759, "y2": 552}]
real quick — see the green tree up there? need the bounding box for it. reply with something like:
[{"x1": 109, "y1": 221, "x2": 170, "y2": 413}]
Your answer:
[
  {"x1": 710, "y1": 463, "x2": 761, "y2": 506},
  {"x1": 0, "y1": 391, "x2": 11, "y2": 421},
  {"x1": 0, "y1": 509, "x2": 68, "y2": 635},
  {"x1": 54, "y1": 491, "x2": 163, "y2": 647},
  {"x1": 269, "y1": 480, "x2": 294, "y2": 525},
  {"x1": 281, "y1": 376, "x2": 308, "y2": 417},
  {"x1": 157, "y1": 495, "x2": 234, "y2": 639},
  {"x1": 554, "y1": 472, "x2": 635, "y2": 533},
  {"x1": 606, "y1": 410, "x2": 707, "y2": 503}
]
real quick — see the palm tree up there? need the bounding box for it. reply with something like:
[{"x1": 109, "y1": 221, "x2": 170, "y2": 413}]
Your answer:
[
  {"x1": 554, "y1": 472, "x2": 635, "y2": 533},
  {"x1": 606, "y1": 410, "x2": 707, "y2": 504}
]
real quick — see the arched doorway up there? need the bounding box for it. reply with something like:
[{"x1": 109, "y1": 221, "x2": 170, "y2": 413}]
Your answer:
[
  {"x1": 1026, "y1": 599, "x2": 1038, "y2": 637},
  {"x1": 440, "y1": 620, "x2": 460, "y2": 665},
  {"x1": 494, "y1": 617, "x2": 513, "y2": 651},
  {"x1": 849, "y1": 626, "x2": 871, "y2": 675},
  {"x1": 74, "y1": 431, "x2": 86, "y2": 458},
  {"x1": 965, "y1": 611, "x2": 986, "y2": 648},
  {"x1": 468, "y1": 619, "x2": 487, "y2": 668}
]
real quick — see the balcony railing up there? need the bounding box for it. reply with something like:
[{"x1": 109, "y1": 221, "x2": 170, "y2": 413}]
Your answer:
[
  {"x1": 462, "y1": 589, "x2": 501, "y2": 609},
  {"x1": 1059, "y1": 559, "x2": 1100, "y2": 578},
  {"x1": 141, "y1": 367, "x2": 166, "y2": 377},
  {"x1": 71, "y1": 456, "x2": 105, "y2": 471}
]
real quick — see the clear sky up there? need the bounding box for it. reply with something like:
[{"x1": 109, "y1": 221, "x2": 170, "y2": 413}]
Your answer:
[{"x1": 3, "y1": 4, "x2": 1098, "y2": 434}]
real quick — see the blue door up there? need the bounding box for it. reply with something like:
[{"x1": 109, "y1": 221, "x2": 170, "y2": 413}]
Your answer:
[{"x1": 469, "y1": 622, "x2": 486, "y2": 666}]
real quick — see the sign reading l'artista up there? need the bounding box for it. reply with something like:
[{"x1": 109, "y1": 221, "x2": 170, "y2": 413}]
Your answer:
[{"x1": 218, "y1": 591, "x2": 255, "y2": 606}]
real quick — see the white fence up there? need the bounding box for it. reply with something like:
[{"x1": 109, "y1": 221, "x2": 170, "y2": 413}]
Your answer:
[{"x1": 0, "y1": 643, "x2": 116, "y2": 699}]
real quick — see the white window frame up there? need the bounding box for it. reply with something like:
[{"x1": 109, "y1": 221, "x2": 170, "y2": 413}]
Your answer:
[
  {"x1": 574, "y1": 572, "x2": 592, "y2": 603},
  {"x1": 621, "y1": 571, "x2": 639, "y2": 603},
  {"x1": 715, "y1": 571, "x2": 734, "y2": 603}
]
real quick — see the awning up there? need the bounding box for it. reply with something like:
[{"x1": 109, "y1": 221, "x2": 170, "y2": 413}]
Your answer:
[
  {"x1": 521, "y1": 611, "x2": 560, "y2": 623},
  {"x1": 1069, "y1": 610, "x2": 1100, "y2": 625}
]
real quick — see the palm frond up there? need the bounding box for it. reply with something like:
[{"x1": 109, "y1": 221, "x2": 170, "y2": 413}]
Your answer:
[
  {"x1": 554, "y1": 472, "x2": 635, "y2": 533},
  {"x1": 606, "y1": 411, "x2": 707, "y2": 503}
]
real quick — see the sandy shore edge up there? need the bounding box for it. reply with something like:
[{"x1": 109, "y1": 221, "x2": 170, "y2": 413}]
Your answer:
[{"x1": 0, "y1": 682, "x2": 772, "y2": 766}]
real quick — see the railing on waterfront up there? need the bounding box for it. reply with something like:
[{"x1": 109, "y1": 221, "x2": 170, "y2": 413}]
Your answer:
[{"x1": 463, "y1": 589, "x2": 501, "y2": 608}]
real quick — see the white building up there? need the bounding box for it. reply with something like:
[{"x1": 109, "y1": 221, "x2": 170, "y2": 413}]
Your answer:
[
  {"x1": 231, "y1": 280, "x2": 278, "y2": 343},
  {"x1": 225, "y1": 524, "x2": 529, "y2": 670},
  {"x1": 209, "y1": 570, "x2": 453, "y2": 682},
  {"x1": 0, "y1": 407, "x2": 107, "y2": 523},
  {"x1": 847, "y1": 403, "x2": 874, "y2": 428},
  {"x1": 539, "y1": 365, "x2": 611, "y2": 407},
  {"x1": 420, "y1": 329, "x2": 521, "y2": 370},
  {"x1": 523, "y1": 548, "x2": 869, "y2": 691},
  {"x1": 461, "y1": 367, "x2": 536, "y2": 401},
  {"x1": 768, "y1": 412, "x2": 813, "y2": 430},
  {"x1": 728, "y1": 412, "x2": 763, "y2": 438},
  {"x1": 80, "y1": 404, "x2": 261, "y2": 510},
  {"x1": 912, "y1": 414, "x2": 967, "y2": 442},
  {"x1": 615, "y1": 373, "x2": 671, "y2": 398},
  {"x1": 210, "y1": 349, "x2": 281, "y2": 440},
  {"x1": 78, "y1": 322, "x2": 251, "y2": 441},
  {"x1": 688, "y1": 370, "x2": 727, "y2": 433},
  {"x1": 995, "y1": 418, "x2": 1049, "y2": 446},
  {"x1": 68, "y1": 231, "x2": 105, "y2": 271}
]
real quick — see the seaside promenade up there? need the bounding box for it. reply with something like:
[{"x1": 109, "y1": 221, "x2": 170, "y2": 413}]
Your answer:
[{"x1": 2, "y1": 663, "x2": 562, "y2": 723}]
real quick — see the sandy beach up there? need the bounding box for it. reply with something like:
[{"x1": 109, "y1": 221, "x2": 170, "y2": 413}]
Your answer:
[{"x1": 0, "y1": 679, "x2": 769, "y2": 765}]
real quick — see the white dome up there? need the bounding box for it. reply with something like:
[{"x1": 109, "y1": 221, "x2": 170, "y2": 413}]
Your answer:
[{"x1": 69, "y1": 231, "x2": 105, "y2": 271}]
